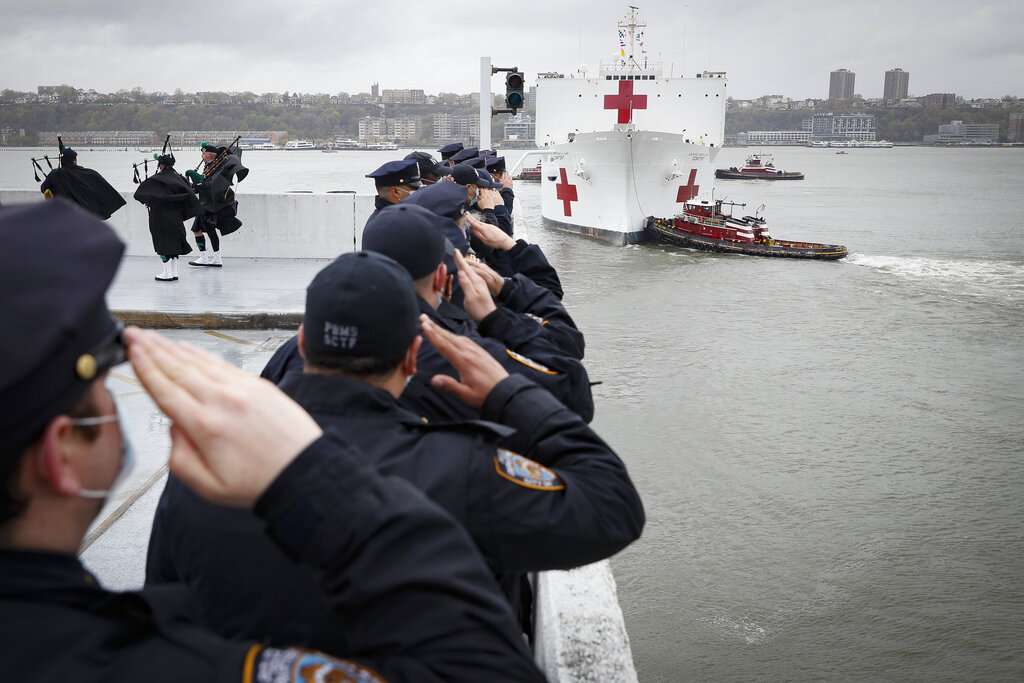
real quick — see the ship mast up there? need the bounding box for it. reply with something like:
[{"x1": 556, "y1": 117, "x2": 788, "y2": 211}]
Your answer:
[{"x1": 617, "y1": 6, "x2": 648, "y2": 71}]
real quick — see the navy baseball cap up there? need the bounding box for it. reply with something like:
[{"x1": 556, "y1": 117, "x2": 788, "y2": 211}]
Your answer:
[
  {"x1": 366, "y1": 159, "x2": 421, "y2": 189},
  {"x1": 303, "y1": 251, "x2": 420, "y2": 366},
  {"x1": 362, "y1": 204, "x2": 447, "y2": 280},
  {"x1": 437, "y1": 142, "x2": 464, "y2": 160},
  {"x1": 0, "y1": 200, "x2": 125, "y2": 456},
  {"x1": 451, "y1": 164, "x2": 486, "y2": 187}
]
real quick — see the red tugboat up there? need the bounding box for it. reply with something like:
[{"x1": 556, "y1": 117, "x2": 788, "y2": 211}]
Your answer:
[
  {"x1": 514, "y1": 163, "x2": 542, "y2": 182},
  {"x1": 645, "y1": 200, "x2": 847, "y2": 260},
  {"x1": 715, "y1": 154, "x2": 804, "y2": 180}
]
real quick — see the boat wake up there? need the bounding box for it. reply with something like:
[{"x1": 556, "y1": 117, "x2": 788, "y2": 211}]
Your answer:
[{"x1": 845, "y1": 253, "x2": 1024, "y2": 305}]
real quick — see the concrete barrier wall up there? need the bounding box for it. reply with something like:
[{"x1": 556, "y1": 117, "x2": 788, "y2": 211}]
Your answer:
[{"x1": 0, "y1": 189, "x2": 377, "y2": 258}]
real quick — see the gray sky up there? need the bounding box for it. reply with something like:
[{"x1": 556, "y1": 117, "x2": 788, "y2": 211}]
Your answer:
[{"x1": 1, "y1": 0, "x2": 1020, "y2": 99}]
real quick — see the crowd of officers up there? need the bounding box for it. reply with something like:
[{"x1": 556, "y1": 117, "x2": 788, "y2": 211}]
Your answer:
[{"x1": 0, "y1": 142, "x2": 645, "y2": 682}]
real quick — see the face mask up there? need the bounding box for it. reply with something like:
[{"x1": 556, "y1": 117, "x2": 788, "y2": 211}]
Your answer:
[{"x1": 70, "y1": 414, "x2": 136, "y2": 500}]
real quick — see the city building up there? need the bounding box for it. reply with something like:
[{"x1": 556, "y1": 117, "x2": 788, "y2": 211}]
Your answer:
[
  {"x1": 829, "y1": 69, "x2": 856, "y2": 100},
  {"x1": 1009, "y1": 113, "x2": 1024, "y2": 143},
  {"x1": 0, "y1": 127, "x2": 26, "y2": 145},
  {"x1": 744, "y1": 130, "x2": 814, "y2": 145},
  {"x1": 525, "y1": 86, "x2": 538, "y2": 111},
  {"x1": 387, "y1": 117, "x2": 418, "y2": 142},
  {"x1": 883, "y1": 68, "x2": 910, "y2": 103},
  {"x1": 503, "y1": 113, "x2": 536, "y2": 142},
  {"x1": 358, "y1": 117, "x2": 388, "y2": 143},
  {"x1": 381, "y1": 89, "x2": 426, "y2": 105},
  {"x1": 370, "y1": 82, "x2": 380, "y2": 100},
  {"x1": 167, "y1": 131, "x2": 287, "y2": 146},
  {"x1": 806, "y1": 112, "x2": 876, "y2": 141},
  {"x1": 923, "y1": 120, "x2": 1001, "y2": 144},
  {"x1": 432, "y1": 112, "x2": 479, "y2": 145},
  {"x1": 920, "y1": 93, "x2": 957, "y2": 108},
  {"x1": 38, "y1": 130, "x2": 156, "y2": 146}
]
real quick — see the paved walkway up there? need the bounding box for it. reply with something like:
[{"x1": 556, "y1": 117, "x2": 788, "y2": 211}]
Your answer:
[{"x1": 109, "y1": 256, "x2": 329, "y2": 323}]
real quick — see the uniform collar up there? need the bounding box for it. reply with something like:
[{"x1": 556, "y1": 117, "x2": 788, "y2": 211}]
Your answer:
[
  {"x1": 280, "y1": 372, "x2": 412, "y2": 422},
  {"x1": 417, "y1": 296, "x2": 460, "y2": 332},
  {"x1": 374, "y1": 196, "x2": 394, "y2": 211},
  {"x1": 0, "y1": 549, "x2": 102, "y2": 600}
]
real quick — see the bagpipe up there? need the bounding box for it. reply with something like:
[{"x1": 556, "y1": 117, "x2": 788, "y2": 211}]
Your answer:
[
  {"x1": 189, "y1": 136, "x2": 243, "y2": 184},
  {"x1": 30, "y1": 136, "x2": 67, "y2": 182},
  {"x1": 132, "y1": 135, "x2": 174, "y2": 184}
]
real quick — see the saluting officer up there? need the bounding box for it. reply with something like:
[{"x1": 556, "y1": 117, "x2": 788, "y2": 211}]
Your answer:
[
  {"x1": 262, "y1": 204, "x2": 594, "y2": 422},
  {"x1": 149, "y1": 250, "x2": 643, "y2": 637},
  {"x1": 366, "y1": 158, "x2": 421, "y2": 221},
  {"x1": 485, "y1": 155, "x2": 516, "y2": 235},
  {"x1": 407, "y1": 182, "x2": 585, "y2": 360},
  {"x1": 0, "y1": 200, "x2": 544, "y2": 682}
]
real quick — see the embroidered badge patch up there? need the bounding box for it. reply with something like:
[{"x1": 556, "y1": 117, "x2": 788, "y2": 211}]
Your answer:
[
  {"x1": 494, "y1": 449, "x2": 565, "y2": 491},
  {"x1": 505, "y1": 349, "x2": 559, "y2": 375},
  {"x1": 248, "y1": 646, "x2": 385, "y2": 683}
]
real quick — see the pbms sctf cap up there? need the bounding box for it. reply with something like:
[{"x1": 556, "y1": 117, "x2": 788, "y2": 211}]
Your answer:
[
  {"x1": 0, "y1": 200, "x2": 126, "y2": 456},
  {"x1": 362, "y1": 204, "x2": 446, "y2": 279},
  {"x1": 304, "y1": 252, "x2": 419, "y2": 366},
  {"x1": 366, "y1": 159, "x2": 421, "y2": 189}
]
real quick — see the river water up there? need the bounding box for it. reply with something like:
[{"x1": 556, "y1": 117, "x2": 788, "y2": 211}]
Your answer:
[{"x1": 2, "y1": 146, "x2": 1023, "y2": 681}]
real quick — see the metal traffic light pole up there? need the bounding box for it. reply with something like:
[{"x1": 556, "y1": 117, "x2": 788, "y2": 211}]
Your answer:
[
  {"x1": 480, "y1": 56, "x2": 525, "y2": 149},
  {"x1": 479, "y1": 56, "x2": 492, "y2": 151}
]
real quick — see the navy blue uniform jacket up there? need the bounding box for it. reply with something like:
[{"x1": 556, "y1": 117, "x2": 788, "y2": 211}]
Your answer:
[
  {"x1": 1, "y1": 434, "x2": 544, "y2": 682},
  {"x1": 146, "y1": 374, "x2": 644, "y2": 648}
]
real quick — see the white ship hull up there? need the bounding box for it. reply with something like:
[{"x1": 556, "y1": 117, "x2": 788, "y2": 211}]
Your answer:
[{"x1": 539, "y1": 131, "x2": 719, "y2": 244}]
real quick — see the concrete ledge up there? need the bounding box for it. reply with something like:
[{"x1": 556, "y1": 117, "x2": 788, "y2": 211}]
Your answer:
[
  {"x1": 534, "y1": 561, "x2": 639, "y2": 682},
  {"x1": 542, "y1": 216, "x2": 647, "y2": 246},
  {"x1": 114, "y1": 309, "x2": 302, "y2": 330}
]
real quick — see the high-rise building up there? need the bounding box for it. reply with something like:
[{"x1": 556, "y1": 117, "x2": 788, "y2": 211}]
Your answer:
[
  {"x1": 883, "y1": 68, "x2": 909, "y2": 103},
  {"x1": 829, "y1": 69, "x2": 856, "y2": 100},
  {"x1": 1009, "y1": 113, "x2": 1024, "y2": 143},
  {"x1": 370, "y1": 82, "x2": 380, "y2": 99}
]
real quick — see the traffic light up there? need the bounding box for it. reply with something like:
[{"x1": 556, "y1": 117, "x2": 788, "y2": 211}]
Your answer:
[{"x1": 505, "y1": 71, "x2": 525, "y2": 112}]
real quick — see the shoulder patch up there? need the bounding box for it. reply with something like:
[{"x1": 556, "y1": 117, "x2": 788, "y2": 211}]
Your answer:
[
  {"x1": 505, "y1": 349, "x2": 559, "y2": 375},
  {"x1": 247, "y1": 645, "x2": 385, "y2": 683},
  {"x1": 494, "y1": 449, "x2": 565, "y2": 491}
]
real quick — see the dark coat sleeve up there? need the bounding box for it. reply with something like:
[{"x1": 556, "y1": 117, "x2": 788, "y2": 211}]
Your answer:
[
  {"x1": 459, "y1": 375, "x2": 645, "y2": 571},
  {"x1": 253, "y1": 433, "x2": 546, "y2": 682},
  {"x1": 497, "y1": 274, "x2": 585, "y2": 359},
  {"x1": 484, "y1": 240, "x2": 564, "y2": 300}
]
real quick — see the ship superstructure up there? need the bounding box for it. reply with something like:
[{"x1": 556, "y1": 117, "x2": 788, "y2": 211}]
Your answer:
[{"x1": 534, "y1": 7, "x2": 727, "y2": 244}]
